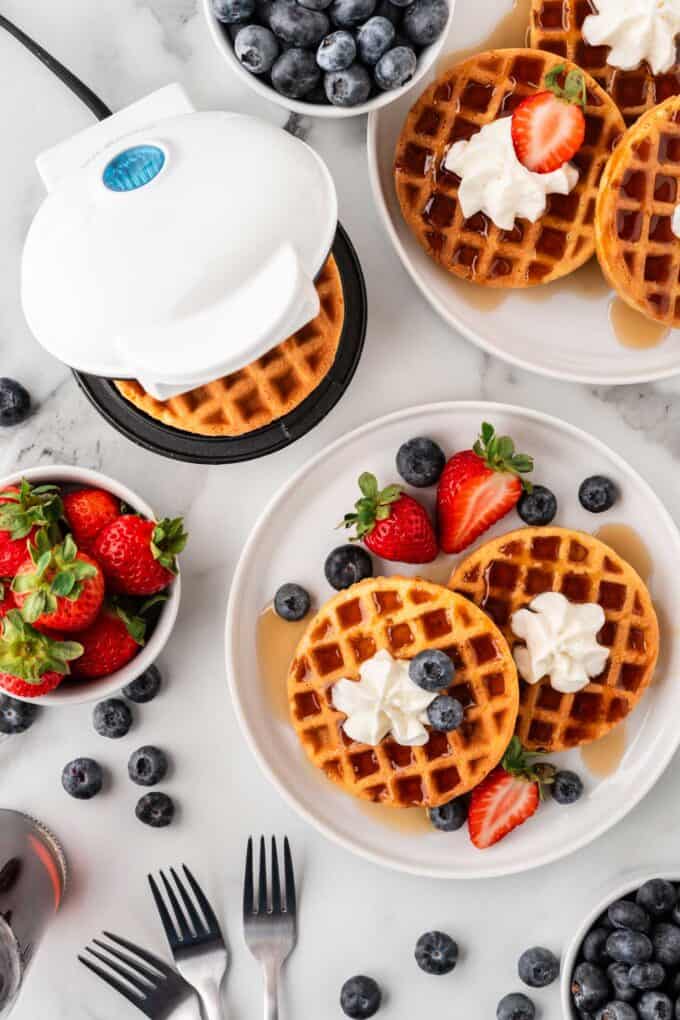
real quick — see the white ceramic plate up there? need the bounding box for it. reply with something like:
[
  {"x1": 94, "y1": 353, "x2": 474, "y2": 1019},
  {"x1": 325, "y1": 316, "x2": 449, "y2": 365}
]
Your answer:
[
  {"x1": 225, "y1": 402, "x2": 680, "y2": 879},
  {"x1": 366, "y1": 0, "x2": 680, "y2": 384}
]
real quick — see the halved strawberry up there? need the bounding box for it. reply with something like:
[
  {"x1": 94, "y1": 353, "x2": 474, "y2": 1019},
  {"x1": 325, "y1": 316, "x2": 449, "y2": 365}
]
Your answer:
[
  {"x1": 511, "y1": 64, "x2": 586, "y2": 174},
  {"x1": 437, "y1": 423, "x2": 533, "y2": 554},
  {"x1": 340, "y1": 473, "x2": 438, "y2": 564},
  {"x1": 468, "y1": 738, "x2": 553, "y2": 849}
]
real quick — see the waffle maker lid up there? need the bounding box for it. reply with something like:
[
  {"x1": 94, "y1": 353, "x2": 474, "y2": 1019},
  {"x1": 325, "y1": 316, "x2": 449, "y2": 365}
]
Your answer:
[{"x1": 21, "y1": 84, "x2": 338, "y2": 399}]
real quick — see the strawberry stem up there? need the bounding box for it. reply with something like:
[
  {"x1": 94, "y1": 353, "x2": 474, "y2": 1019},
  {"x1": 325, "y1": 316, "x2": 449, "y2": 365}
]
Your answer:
[
  {"x1": 339, "y1": 473, "x2": 401, "y2": 540},
  {"x1": 502, "y1": 736, "x2": 556, "y2": 800},
  {"x1": 472, "y1": 423, "x2": 534, "y2": 492},
  {"x1": 0, "y1": 610, "x2": 82, "y2": 682},
  {"x1": 544, "y1": 64, "x2": 586, "y2": 109}
]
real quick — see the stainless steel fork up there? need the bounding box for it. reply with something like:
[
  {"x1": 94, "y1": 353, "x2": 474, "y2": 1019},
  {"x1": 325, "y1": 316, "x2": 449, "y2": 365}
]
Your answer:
[{"x1": 243, "y1": 837, "x2": 297, "y2": 1020}]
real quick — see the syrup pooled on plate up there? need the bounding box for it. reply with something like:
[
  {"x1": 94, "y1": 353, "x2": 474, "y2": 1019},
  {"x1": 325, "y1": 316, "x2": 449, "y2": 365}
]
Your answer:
[
  {"x1": 257, "y1": 606, "x2": 311, "y2": 722},
  {"x1": 580, "y1": 723, "x2": 628, "y2": 779},
  {"x1": 608, "y1": 296, "x2": 672, "y2": 350},
  {"x1": 357, "y1": 799, "x2": 434, "y2": 836}
]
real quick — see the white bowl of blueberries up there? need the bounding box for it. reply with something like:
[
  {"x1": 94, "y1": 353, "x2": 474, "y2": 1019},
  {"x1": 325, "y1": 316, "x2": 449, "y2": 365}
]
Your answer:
[
  {"x1": 202, "y1": 0, "x2": 454, "y2": 115},
  {"x1": 562, "y1": 874, "x2": 680, "y2": 1020}
]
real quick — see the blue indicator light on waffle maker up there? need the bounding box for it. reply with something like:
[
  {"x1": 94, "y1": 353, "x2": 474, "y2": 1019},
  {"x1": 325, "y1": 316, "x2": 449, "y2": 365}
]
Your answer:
[{"x1": 102, "y1": 145, "x2": 166, "y2": 192}]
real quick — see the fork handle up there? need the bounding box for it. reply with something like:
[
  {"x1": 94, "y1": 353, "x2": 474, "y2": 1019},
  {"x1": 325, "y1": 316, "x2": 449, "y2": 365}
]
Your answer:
[
  {"x1": 195, "y1": 977, "x2": 224, "y2": 1020},
  {"x1": 263, "y1": 961, "x2": 279, "y2": 1020}
]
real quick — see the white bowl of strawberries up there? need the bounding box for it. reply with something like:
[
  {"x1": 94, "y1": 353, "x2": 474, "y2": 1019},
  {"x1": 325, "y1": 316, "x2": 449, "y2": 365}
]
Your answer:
[{"x1": 0, "y1": 465, "x2": 185, "y2": 706}]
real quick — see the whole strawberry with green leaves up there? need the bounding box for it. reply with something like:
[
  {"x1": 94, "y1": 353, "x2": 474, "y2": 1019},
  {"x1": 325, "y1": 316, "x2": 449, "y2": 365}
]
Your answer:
[
  {"x1": 341, "y1": 473, "x2": 438, "y2": 564},
  {"x1": 0, "y1": 610, "x2": 82, "y2": 698},
  {"x1": 72, "y1": 598, "x2": 157, "y2": 679},
  {"x1": 0, "y1": 479, "x2": 63, "y2": 576},
  {"x1": 94, "y1": 515, "x2": 187, "y2": 595},
  {"x1": 12, "y1": 531, "x2": 105, "y2": 633}
]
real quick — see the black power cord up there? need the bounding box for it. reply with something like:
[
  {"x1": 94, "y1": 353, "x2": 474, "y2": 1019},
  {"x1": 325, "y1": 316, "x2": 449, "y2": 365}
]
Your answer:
[{"x1": 0, "y1": 12, "x2": 112, "y2": 121}]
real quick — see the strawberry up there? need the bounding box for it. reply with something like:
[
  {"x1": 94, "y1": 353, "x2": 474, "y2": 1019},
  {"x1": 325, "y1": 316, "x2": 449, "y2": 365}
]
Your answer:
[
  {"x1": 71, "y1": 600, "x2": 149, "y2": 679},
  {"x1": 468, "y1": 738, "x2": 554, "y2": 849},
  {"x1": 0, "y1": 479, "x2": 63, "y2": 576},
  {"x1": 12, "y1": 532, "x2": 104, "y2": 633},
  {"x1": 0, "y1": 609, "x2": 82, "y2": 698},
  {"x1": 62, "y1": 487, "x2": 120, "y2": 555},
  {"x1": 0, "y1": 582, "x2": 15, "y2": 620},
  {"x1": 340, "y1": 473, "x2": 438, "y2": 564},
  {"x1": 437, "y1": 423, "x2": 534, "y2": 554},
  {"x1": 94, "y1": 515, "x2": 187, "y2": 595},
  {"x1": 511, "y1": 64, "x2": 586, "y2": 174}
]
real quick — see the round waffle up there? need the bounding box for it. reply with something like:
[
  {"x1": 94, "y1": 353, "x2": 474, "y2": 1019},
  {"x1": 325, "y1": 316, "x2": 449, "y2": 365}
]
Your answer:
[
  {"x1": 114, "y1": 256, "x2": 344, "y2": 437},
  {"x1": 596, "y1": 94, "x2": 680, "y2": 327},
  {"x1": 287, "y1": 576, "x2": 519, "y2": 809},
  {"x1": 393, "y1": 48, "x2": 625, "y2": 288},
  {"x1": 449, "y1": 527, "x2": 659, "y2": 752},
  {"x1": 530, "y1": 0, "x2": 680, "y2": 127}
]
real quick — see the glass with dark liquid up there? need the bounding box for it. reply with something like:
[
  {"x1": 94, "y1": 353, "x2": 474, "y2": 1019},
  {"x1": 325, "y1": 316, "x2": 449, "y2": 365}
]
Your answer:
[{"x1": 0, "y1": 811, "x2": 67, "y2": 1017}]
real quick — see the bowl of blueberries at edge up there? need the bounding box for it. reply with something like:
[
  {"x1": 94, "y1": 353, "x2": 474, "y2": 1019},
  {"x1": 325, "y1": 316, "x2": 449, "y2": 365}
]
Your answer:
[
  {"x1": 203, "y1": 0, "x2": 454, "y2": 116},
  {"x1": 561, "y1": 873, "x2": 680, "y2": 1020}
]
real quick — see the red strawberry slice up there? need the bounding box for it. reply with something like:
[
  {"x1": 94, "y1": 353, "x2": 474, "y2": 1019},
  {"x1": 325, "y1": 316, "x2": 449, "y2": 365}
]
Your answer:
[
  {"x1": 511, "y1": 64, "x2": 586, "y2": 174},
  {"x1": 341, "y1": 473, "x2": 438, "y2": 565},
  {"x1": 468, "y1": 738, "x2": 549, "y2": 849},
  {"x1": 437, "y1": 423, "x2": 534, "y2": 554}
]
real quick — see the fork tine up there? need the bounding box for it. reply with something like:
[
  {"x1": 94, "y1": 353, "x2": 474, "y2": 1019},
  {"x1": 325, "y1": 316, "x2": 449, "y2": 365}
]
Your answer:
[
  {"x1": 284, "y1": 837, "x2": 296, "y2": 918},
  {"x1": 243, "y1": 837, "x2": 254, "y2": 917},
  {"x1": 149, "y1": 874, "x2": 179, "y2": 948},
  {"x1": 257, "y1": 836, "x2": 268, "y2": 915},
  {"x1": 92, "y1": 939, "x2": 161, "y2": 986},
  {"x1": 79, "y1": 954, "x2": 146, "y2": 1013},
  {"x1": 86, "y1": 946, "x2": 153, "y2": 995},
  {"x1": 170, "y1": 867, "x2": 205, "y2": 936},
  {"x1": 102, "y1": 931, "x2": 173, "y2": 976},
  {"x1": 182, "y1": 864, "x2": 221, "y2": 937},
  {"x1": 160, "y1": 870, "x2": 192, "y2": 941},
  {"x1": 270, "y1": 837, "x2": 282, "y2": 915}
]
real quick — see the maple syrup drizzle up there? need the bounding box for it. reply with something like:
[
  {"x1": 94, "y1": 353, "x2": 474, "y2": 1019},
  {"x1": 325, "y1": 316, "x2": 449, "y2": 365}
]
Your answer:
[
  {"x1": 436, "y1": 0, "x2": 532, "y2": 73},
  {"x1": 580, "y1": 724, "x2": 627, "y2": 779},
  {"x1": 608, "y1": 297, "x2": 671, "y2": 350},
  {"x1": 594, "y1": 524, "x2": 653, "y2": 584},
  {"x1": 257, "y1": 606, "x2": 310, "y2": 722},
  {"x1": 357, "y1": 799, "x2": 433, "y2": 835}
]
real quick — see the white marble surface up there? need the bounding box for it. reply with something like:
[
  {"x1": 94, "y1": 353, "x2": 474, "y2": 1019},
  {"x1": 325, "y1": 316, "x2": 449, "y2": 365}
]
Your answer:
[{"x1": 3, "y1": 1, "x2": 680, "y2": 1018}]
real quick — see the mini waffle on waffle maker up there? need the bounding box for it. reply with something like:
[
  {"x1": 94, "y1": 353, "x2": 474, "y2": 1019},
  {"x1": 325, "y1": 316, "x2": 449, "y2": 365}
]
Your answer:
[
  {"x1": 393, "y1": 49, "x2": 625, "y2": 287},
  {"x1": 449, "y1": 527, "x2": 659, "y2": 753},
  {"x1": 115, "y1": 256, "x2": 344, "y2": 437},
  {"x1": 596, "y1": 94, "x2": 680, "y2": 328},
  {"x1": 530, "y1": 0, "x2": 680, "y2": 127},
  {"x1": 287, "y1": 577, "x2": 519, "y2": 809}
]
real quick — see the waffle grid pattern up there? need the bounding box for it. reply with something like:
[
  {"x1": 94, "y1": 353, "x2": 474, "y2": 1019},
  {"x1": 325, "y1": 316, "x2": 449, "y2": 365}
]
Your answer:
[
  {"x1": 115, "y1": 257, "x2": 344, "y2": 437},
  {"x1": 530, "y1": 0, "x2": 680, "y2": 126},
  {"x1": 450, "y1": 528, "x2": 659, "y2": 752},
  {"x1": 596, "y1": 95, "x2": 680, "y2": 327},
  {"x1": 394, "y1": 49, "x2": 624, "y2": 288},
  {"x1": 288, "y1": 577, "x2": 519, "y2": 809}
]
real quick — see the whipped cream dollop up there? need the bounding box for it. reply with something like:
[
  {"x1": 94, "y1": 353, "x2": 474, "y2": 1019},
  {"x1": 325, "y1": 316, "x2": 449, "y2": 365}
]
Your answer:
[
  {"x1": 583, "y1": 0, "x2": 680, "y2": 76},
  {"x1": 332, "y1": 649, "x2": 437, "y2": 747},
  {"x1": 672, "y1": 204, "x2": 680, "y2": 238},
  {"x1": 443, "y1": 118, "x2": 579, "y2": 232},
  {"x1": 510, "y1": 592, "x2": 609, "y2": 694}
]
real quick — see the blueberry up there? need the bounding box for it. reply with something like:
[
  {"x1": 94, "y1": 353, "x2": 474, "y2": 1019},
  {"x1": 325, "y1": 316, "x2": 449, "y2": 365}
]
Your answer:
[
  {"x1": 572, "y1": 963, "x2": 611, "y2": 1012},
  {"x1": 496, "y1": 993, "x2": 535, "y2": 1020},
  {"x1": 652, "y1": 924, "x2": 680, "y2": 967},
  {"x1": 579, "y1": 476, "x2": 619, "y2": 514},
  {"x1": 340, "y1": 975, "x2": 381, "y2": 1019},
  {"x1": 517, "y1": 485, "x2": 558, "y2": 526},
  {"x1": 324, "y1": 545, "x2": 373, "y2": 590},
  {"x1": 324, "y1": 64, "x2": 372, "y2": 105},
  {"x1": 584, "y1": 928, "x2": 611, "y2": 965},
  {"x1": 606, "y1": 930, "x2": 653, "y2": 965},
  {"x1": 637, "y1": 881, "x2": 678, "y2": 919},
  {"x1": 274, "y1": 583, "x2": 311, "y2": 621},
  {"x1": 93, "y1": 698, "x2": 133, "y2": 739},
  {"x1": 136, "y1": 792, "x2": 175, "y2": 828},
  {"x1": 128, "y1": 746, "x2": 168, "y2": 787},
  {"x1": 271, "y1": 47, "x2": 321, "y2": 96},
  {"x1": 254, "y1": 0, "x2": 275, "y2": 24},
  {"x1": 235, "y1": 24, "x2": 280, "y2": 72},
  {"x1": 330, "y1": 0, "x2": 376, "y2": 26},
  {"x1": 212, "y1": 0, "x2": 256, "y2": 22},
  {"x1": 299, "y1": 0, "x2": 332, "y2": 9},
  {"x1": 317, "y1": 29, "x2": 356, "y2": 70},
  {"x1": 402, "y1": 0, "x2": 448, "y2": 45},
  {"x1": 415, "y1": 931, "x2": 458, "y2": 975},
  {"x1": 270, "y1": 2, "x2": 329, "y2": 45},
  {"x1": 62, "y1": 757, "x2": 103, "y2": 800},
  {"x1": 427, "y1": 695, "x2": 463, "y2": 732},
  {"x1": 374, "y1": 45, "x2": 416, "y2": 90},
  {"x1": 0, "y1": 694, "x2": 39, "y2": 734},
  {"x1": 607, "y1": 963, "x2": 636, "y2": 1003},
  {"x1": 551, "y1": 770, "x2": 584, "y2": 805},
  {"x1": 396, "y1": 437, "x2": 445, "y2": 487},
  {"x1": 596, "y1": 1005, "x2": 637, "y2": 1020},
  {"x1": 123, "y1": 664, "x2": 162, "y2": 704},
  {"x1": 518, "y1": 947, "x2": 560, "y2": 988},
  {"x1": 409, "y1": 649, "x2": 454, "y2": 692},
  {"x1": 608, "y1": 900, "x2": 650, "y2": 933},
  {"x1": 356, "y1": 16, "x2": 395, "y2": 63},
  {"x1": 630, "y1": 963, "x2": 666, "y2": 990},
  {"x1": 638, "y1": 991, "x2": 673, "y2": 1020},
  {"x1": 375, "y1": 0, "x2": 402, "y2": 23},
  {"x1": 0, "y1": 379, "x2": 31, "y2": 428},
  {"x1": 428, "y1": 797, "x2": 467, "y2": 832}
]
